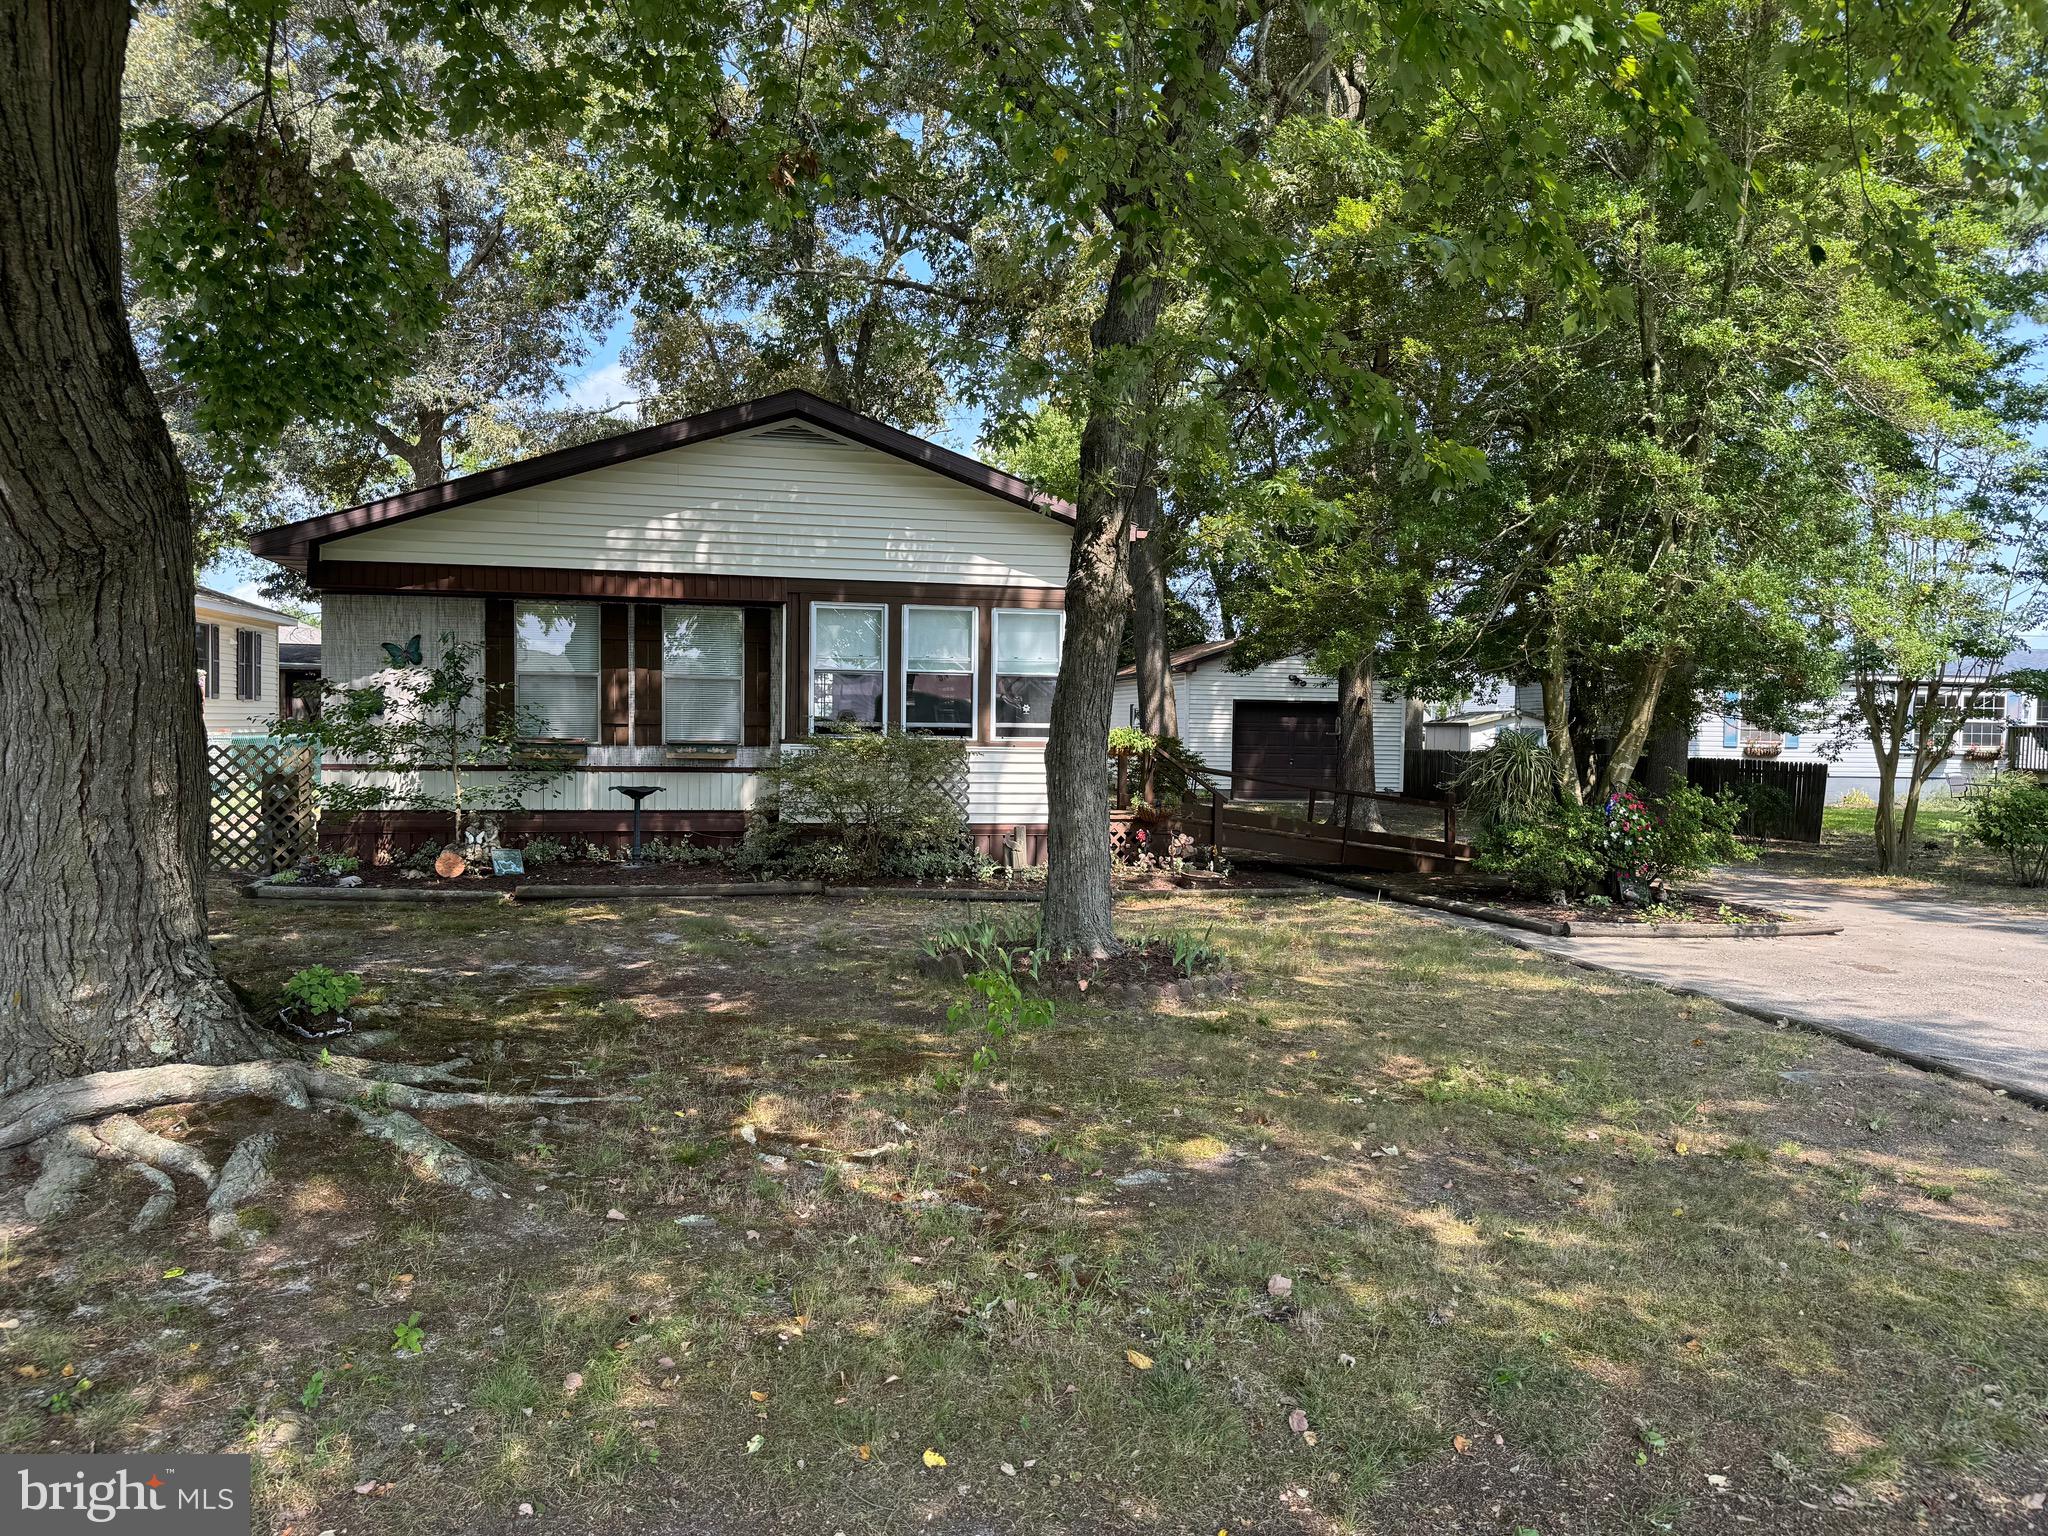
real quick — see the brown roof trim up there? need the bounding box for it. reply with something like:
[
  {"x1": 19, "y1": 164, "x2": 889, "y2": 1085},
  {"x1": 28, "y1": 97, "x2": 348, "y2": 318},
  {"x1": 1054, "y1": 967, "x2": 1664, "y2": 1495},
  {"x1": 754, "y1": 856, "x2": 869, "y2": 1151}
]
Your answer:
[
  {"x1": 1116, "y1": 637, "x2": 1238, "y2": 679},
  {"x1": 248, "y1": 390, "x2": 1078, "y2": 571}
]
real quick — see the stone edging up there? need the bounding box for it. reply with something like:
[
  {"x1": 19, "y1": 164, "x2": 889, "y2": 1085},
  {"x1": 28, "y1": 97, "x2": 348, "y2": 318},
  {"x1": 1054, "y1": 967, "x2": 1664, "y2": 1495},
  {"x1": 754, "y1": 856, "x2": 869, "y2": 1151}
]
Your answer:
[{"x1": 1278, "y1": 866, "x2": 1842, "y2": 939}]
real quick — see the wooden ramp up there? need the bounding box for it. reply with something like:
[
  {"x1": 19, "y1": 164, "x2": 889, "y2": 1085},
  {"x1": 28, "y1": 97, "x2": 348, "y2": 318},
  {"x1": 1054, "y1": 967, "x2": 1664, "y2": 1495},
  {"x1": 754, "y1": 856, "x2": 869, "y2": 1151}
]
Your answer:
[{"x1": 1174, "y1": 773, "x2": 1470, "y2": 875}]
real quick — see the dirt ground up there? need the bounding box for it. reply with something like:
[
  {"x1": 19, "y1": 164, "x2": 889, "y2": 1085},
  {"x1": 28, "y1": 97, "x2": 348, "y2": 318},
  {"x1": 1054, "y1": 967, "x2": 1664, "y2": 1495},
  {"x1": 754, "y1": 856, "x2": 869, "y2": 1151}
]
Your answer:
[{"x1": 2, "y1": 884, "x2": 2043, "y2": 1535}]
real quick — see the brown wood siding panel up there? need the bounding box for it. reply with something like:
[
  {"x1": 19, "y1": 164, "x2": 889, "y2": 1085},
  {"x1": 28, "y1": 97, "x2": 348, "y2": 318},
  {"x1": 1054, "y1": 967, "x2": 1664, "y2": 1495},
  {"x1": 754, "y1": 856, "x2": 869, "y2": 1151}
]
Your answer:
[
  {"x1": 312, "y1": 560, "x2": 1063, "y2": 610},
  {"x1": 633, "y1": 603, "x2": 664, "y2": 746},
  {"x1": 743, "y1": 607, "x2": 773, "y2": 747},
  {"x1": 600, "y1": 603, "x2": 631, "y2": 744},
  {"x1": 483, "y1": 598, "x2": 515, "y2": 736}
]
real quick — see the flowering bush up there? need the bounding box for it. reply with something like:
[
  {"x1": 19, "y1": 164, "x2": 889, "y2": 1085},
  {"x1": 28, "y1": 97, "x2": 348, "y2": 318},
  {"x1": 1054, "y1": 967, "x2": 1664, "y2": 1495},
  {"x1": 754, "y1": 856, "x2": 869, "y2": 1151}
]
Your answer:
[{"x1": 1475, "y1": 784, "x2": 1750, "y2": 899}]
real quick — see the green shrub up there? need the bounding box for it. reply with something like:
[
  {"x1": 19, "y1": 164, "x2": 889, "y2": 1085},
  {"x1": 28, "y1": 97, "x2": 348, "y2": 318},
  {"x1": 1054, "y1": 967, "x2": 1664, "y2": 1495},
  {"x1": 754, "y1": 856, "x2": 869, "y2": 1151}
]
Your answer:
[
  {"x1": 1472, "y1": 803, "x2": 1605, "y2": 897},
  {"x1": 745, "y1": 730, "x2": 976, "y2": 882},
  {"x1": 279, "y1": 965, "x2": 364, "y2": 1016},
  {"x1": 1652, "y1": 784, "x2": 1752, "y2": 877},
  {"x1": 1969, "y1": 775, "x2": 2048, "y2": 885}
]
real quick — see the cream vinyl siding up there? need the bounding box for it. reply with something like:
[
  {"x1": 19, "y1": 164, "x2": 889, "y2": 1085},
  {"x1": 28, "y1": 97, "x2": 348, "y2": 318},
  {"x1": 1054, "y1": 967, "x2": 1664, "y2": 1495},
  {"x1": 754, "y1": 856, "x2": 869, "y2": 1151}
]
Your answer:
[
  {"x1": 321, "y1": 751, "x2": 1047, "y2": 823},
  {"x1": 319, "y1": 424, "x2": 1072, "y2": 588},
  {"x1": 194, "y1": 600, "x2": 281, "y2": 737},
  {"x1": 1112, "y1": 654, "x2": 1406, "y2": 794}
]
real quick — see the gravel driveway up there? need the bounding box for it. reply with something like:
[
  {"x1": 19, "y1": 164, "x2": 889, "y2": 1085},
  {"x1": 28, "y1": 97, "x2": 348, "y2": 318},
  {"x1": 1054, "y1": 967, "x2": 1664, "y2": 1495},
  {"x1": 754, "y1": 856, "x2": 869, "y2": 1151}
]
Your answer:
[{"x1": 1502, "y1": 867, "x2": 2048, "y2": 1102}]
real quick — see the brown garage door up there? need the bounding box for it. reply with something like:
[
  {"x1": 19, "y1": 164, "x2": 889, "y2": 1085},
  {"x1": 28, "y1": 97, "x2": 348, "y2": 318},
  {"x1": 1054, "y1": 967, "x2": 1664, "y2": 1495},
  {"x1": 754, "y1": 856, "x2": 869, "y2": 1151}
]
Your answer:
[{"x1": 1231, "y1": 701, "x2": 1340, "y2": 798}]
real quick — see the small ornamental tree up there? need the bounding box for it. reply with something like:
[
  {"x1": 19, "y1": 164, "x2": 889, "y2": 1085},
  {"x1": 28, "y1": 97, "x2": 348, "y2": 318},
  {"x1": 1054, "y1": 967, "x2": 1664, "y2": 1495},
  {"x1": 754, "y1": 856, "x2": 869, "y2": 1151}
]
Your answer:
[{"x1": 281, "y1": 633, "x2": 567, "y2": 851}]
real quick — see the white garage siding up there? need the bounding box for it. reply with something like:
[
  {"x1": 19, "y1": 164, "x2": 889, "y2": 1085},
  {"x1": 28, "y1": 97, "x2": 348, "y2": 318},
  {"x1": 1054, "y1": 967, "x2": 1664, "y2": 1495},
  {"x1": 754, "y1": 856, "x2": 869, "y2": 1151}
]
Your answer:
[
  {"x1": 318, "y1": 423, "x2": 1072, "y2": 589},
  {"x1": 1112, "y1": 653, "x2": 1405, "y2": 794}
]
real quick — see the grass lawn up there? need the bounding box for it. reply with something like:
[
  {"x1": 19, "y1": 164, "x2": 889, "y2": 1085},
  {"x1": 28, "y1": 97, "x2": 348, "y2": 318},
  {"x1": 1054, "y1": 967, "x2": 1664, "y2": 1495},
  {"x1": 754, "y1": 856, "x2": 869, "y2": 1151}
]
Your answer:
[
  {"x1": 3, "y1": 884, "x2": 2044, "y2": 1534},
  {"x1": 1754, "y1": 797, "x2": 2048, "y2": 910}
]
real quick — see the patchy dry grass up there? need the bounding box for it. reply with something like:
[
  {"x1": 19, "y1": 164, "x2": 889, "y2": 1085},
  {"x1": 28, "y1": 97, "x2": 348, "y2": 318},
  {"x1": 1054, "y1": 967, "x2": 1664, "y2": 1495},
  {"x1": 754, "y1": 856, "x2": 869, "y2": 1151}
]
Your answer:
[
  {"x1": 2, "y1": 881, "x2": 2044, "y2": 1535},
  {"x1": 1757, "y1": 800, "x2": 2047, "y2": 912}
]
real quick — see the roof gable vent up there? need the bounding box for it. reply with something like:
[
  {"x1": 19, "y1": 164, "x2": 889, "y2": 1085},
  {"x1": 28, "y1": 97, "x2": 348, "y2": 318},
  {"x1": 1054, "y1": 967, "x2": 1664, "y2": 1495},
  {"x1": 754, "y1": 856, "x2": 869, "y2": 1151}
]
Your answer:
[{"x1": 755, "y1": 422, "x2": 840, "y2": 445}]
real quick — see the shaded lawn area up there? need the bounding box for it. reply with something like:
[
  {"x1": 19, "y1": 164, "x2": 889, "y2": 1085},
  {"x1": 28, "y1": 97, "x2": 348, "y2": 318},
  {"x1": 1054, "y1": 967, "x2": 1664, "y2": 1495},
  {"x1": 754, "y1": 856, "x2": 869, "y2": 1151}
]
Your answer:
[
  {"x1": 1756, "y1": 798, "x2": 2047, "y2": 911},
  {"x1": 3, "y1": 885, "x2": 2044, "y2": 1535}
]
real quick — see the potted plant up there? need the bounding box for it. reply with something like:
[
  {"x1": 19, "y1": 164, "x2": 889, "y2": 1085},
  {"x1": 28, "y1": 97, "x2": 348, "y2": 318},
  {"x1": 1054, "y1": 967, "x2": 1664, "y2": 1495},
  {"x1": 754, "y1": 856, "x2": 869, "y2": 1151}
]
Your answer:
[{"x1": 274, "y1": 965, "x2": 364, "y2": 1041}]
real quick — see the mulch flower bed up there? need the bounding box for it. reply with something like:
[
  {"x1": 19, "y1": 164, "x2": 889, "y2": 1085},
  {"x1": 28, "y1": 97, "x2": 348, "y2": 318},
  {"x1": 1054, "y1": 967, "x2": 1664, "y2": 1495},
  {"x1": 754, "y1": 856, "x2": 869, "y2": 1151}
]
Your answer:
[
  {"x1": 271, "y1": 858, "x2": 1294, "y2": 895},
  {"x1": 1352, "y1": 870, "x2": 1786, "y2": 929}
]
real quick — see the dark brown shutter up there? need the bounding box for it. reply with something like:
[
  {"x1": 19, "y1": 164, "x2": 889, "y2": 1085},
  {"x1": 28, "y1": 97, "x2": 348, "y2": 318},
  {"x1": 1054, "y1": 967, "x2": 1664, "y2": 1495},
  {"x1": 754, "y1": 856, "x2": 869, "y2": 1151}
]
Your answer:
[
  {"x1": 483, "y1": 598, "x2": 515, "y2": 737},
  {"x1": 208, "y1": 625, "x2": 220, "y2": 699},
  {"x1": 633, "y1": 604, "x2": 664, "y2": 746},
  {"x1": 600, "y1": 602, "x2": 631, "y2": 745},
  {"x1": 743, "y1": 607, "x2": 773, "y2": 747}
]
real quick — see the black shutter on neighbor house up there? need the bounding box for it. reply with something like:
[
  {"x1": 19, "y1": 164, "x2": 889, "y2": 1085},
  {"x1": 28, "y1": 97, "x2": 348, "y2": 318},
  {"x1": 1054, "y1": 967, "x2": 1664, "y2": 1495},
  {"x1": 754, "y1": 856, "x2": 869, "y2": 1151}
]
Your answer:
[
  {"x1": 483, "y1": 598, "x2": 515, "y2": 737},
  {"x1": 235, "y1": 630, "x2": 262, "y2": 700},
  {"x1": 633, "y1": 604, "x2": 664, "y2": 746},
  {"x1": 743, "y1": 607, "x2": 773, "y2": 747},
  {"x1": 206, "y1": 624, "x2": 221, "y2": 698},
  {"x1": 600, "y1": 602, "x2": 631, "y2": 745}
]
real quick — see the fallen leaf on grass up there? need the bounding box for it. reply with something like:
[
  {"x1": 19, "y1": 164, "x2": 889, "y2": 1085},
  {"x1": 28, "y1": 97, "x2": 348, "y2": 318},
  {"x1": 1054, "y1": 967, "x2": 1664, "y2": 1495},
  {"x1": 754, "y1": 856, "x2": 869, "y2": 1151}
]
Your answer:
[
  {"x1": 353, "y1": 1481, "x2": 378, "y2": 1496},
  {"x1": 745, "y1": 1434, "x2": 764, "y2": 1455},
  {"x1": 749, "y1": 1390, "x2": 768, "y2": 1402},
  {"x1": 856, "y1": 1444, "x2": 871, "y2": 1461},
  {"x1": 1001, "y1": 1462, "x2": 1016, "y2": 1476},
  {"x1": 162, "y1": 1268, "x2": 185, "y2": 1280},
  {"x1": 563, "y1": 1372, "x2": 584, "y2": 1395},
  {"x1": 1452, "y1": 1435, "x2": 1471, "y2": 1455},
  {"x1": 1266, "y1": 1275, "x2": 1293, "y2": 1299},
  {"x1": 1125, "y1": 1349, "x2": 1153, "y2": 1370},
  {"x1": 1288, "y1": 1409, "x2": 1310, "y2": 1435},
  {"x1": 922, "y1": 1449, "x2": 947, "y2": 1468}
]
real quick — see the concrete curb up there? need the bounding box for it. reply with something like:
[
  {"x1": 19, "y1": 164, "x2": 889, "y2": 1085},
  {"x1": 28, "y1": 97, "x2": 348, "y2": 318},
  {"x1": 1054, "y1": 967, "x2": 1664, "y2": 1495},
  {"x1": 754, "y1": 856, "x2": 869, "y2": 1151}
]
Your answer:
[{"x1": 1315, "y1": 882, "x2": 2045, "y2": 1112}]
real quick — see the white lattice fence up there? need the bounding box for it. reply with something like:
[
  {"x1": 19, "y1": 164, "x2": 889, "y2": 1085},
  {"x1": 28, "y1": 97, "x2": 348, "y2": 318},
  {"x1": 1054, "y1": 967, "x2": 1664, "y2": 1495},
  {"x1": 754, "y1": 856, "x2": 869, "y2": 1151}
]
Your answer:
[{"x1": 207, "y1": 741, "x2": 319, "y2": 872}]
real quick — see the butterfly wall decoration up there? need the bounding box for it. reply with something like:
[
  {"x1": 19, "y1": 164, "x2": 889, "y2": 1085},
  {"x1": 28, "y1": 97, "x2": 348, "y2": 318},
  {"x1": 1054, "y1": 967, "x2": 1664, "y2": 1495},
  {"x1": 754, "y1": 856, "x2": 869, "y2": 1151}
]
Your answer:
[{"x1": 381, "y1": 634, "x2": 424, "y2": 668}]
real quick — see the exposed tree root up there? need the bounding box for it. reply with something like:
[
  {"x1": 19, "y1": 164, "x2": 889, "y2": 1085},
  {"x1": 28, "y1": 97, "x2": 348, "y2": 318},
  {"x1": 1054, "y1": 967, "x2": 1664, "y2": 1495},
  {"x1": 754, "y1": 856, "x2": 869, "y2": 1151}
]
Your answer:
[{"x1": 2, "y1": 1053, "x2": 629, "y2": 1239}]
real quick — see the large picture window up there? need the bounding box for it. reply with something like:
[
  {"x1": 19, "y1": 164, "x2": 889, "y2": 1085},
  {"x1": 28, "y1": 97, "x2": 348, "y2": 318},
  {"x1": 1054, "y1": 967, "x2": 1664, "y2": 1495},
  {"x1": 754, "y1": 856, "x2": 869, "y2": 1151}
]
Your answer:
[
  {"x1": 663, "y1": 606, "x2": 745, "y2": 745},
  {"x1": 992, "y1": 609, "x2": 1062, "y2": 739},
  {"x1": 903, "y1": 606, "x2": 976, "y2": 734},
  {"x1": 810, "y1": 603, "x2": 886, "y2": 731},
  {"x1": 514, "y1": 601, "x2": 600, "y2": 740}
]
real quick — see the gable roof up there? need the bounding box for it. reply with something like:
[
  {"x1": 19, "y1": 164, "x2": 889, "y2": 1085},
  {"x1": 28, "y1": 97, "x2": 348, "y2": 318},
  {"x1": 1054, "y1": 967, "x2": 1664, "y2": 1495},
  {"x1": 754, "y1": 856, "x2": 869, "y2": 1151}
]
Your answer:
[
  {"x1": 1116, "y1": 638, "x2": 1238, "y2": 679},
  {"x1": 247, "y1": 390, "x2": 1078, "y2": 574},
  {"x1": 194, "y1": 584, "x2": 294, "y2": 625}
]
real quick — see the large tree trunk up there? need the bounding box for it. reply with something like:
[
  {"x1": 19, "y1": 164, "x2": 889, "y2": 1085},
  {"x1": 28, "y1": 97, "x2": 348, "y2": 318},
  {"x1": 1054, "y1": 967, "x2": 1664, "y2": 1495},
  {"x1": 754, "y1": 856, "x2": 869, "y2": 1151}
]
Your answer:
[
  {"x1": 1040, "y1": 232, "x2": 1165, "y2": 956},
  {"x1": 1128, "y1": 478, "x2": 1176, "y2": 804},
  {"x1": 1642, "y1": 663, "x2": 1694, "y2": 796},
  {"x1": 0, "y1": 0, "x2": 267, "y2": 1095},
  {"x1": 1595, "y1": 648, "x2": 1677, "y2": 798},
  {"x1": 1335, "y1": 658, "x2": 1384, "y2": 832},
  {"x1": 1542, "y1": 621, "x2": 1582, "y2": 804}
]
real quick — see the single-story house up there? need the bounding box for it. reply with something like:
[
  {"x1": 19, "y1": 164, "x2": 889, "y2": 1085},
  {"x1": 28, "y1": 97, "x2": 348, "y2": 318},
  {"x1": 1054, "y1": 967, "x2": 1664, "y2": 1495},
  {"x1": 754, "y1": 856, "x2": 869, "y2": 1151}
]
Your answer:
[
  {"x1": 1110, "y1": 639, "x2": 1406, "y2": 797},
  {"x1": 193, "y1": 585, "x2": 293, "y2": 737},
  {"x1": 1698, "y1": 666, "x2": 2046, "y2": 801},
  {"x1": 248, "y1": 391, "x2": 1077, "y2": 857}
]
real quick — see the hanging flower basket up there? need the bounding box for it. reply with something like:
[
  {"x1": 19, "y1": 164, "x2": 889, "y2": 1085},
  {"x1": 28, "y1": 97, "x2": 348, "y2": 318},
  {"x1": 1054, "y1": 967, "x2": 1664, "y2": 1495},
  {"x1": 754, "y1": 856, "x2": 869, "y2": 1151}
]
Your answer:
[{"x1": 1741, "y1": 742, "x2": 1783, "y2": 759}]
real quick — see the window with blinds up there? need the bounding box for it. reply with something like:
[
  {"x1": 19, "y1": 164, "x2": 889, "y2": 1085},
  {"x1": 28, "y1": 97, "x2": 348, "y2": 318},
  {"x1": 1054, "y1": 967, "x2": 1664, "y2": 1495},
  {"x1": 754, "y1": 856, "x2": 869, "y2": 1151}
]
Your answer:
[
  {"x1": 993, "y1": 609, "x2": 1062, "y2": 739},
  {"x1": 234, "y1": 628, "x2": 264, "y2": 701},
  {"x1": 810, "y1": 603, "x2": 885, "y2": 731},
  {"x1": 514, "y1": 601, "x2": 600, "y2": 740},
  {"x1": 662, "y1": 607, "x2": 745, "y2": 744},
  {"x1": 903, "y1": 606, "x2": 975, "y2": 733}
]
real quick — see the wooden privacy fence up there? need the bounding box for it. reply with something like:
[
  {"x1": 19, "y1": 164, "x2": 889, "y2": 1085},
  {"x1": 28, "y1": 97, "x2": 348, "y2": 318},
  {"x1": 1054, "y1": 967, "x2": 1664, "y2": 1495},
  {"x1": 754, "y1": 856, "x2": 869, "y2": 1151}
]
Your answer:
[
  {"x1": 207, "y1": 740, "x2": 319, "y2": 872},
  {"x1": 1686, "y1": 756, "x2": 1828, "y2": 842},
  {"x1": 1404, "y1": 749, "x2": 1471, "y2": 800}
]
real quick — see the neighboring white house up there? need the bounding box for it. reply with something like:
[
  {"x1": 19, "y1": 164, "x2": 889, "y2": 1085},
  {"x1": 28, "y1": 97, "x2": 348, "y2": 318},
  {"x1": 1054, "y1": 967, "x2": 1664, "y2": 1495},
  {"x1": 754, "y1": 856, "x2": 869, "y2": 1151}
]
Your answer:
[
  {"x1": 247, "y1": 391, "x2": 1078, "y2": 858},
  {"x1": 194, "y1": 585, "x2": 293, "y2": 737},
  {"x1": 1696, "y1": 667, "x2": 2045, "y2": 802},
  {"x1": 1497, "y1": 660, "x2": 2045, "y2": 803},
  {"x1": 1110, "y1": 639, "x2": 1406, "y2": 796}
]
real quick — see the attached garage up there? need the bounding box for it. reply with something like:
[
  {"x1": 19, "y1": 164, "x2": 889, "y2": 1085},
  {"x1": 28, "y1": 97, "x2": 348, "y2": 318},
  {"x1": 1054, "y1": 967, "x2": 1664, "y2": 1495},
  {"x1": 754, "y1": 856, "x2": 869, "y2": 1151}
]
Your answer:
[{"x1": 1231, "y1": 701, "x2": 1340, "y2": 798}]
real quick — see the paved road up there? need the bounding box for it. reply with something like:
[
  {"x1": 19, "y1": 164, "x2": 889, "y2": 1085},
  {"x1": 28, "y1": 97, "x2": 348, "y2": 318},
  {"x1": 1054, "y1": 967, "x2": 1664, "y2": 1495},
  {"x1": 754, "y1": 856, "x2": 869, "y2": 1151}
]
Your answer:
[{"x1": 1434, "y1": 868, "x2": 2048, "y2": 1102}]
